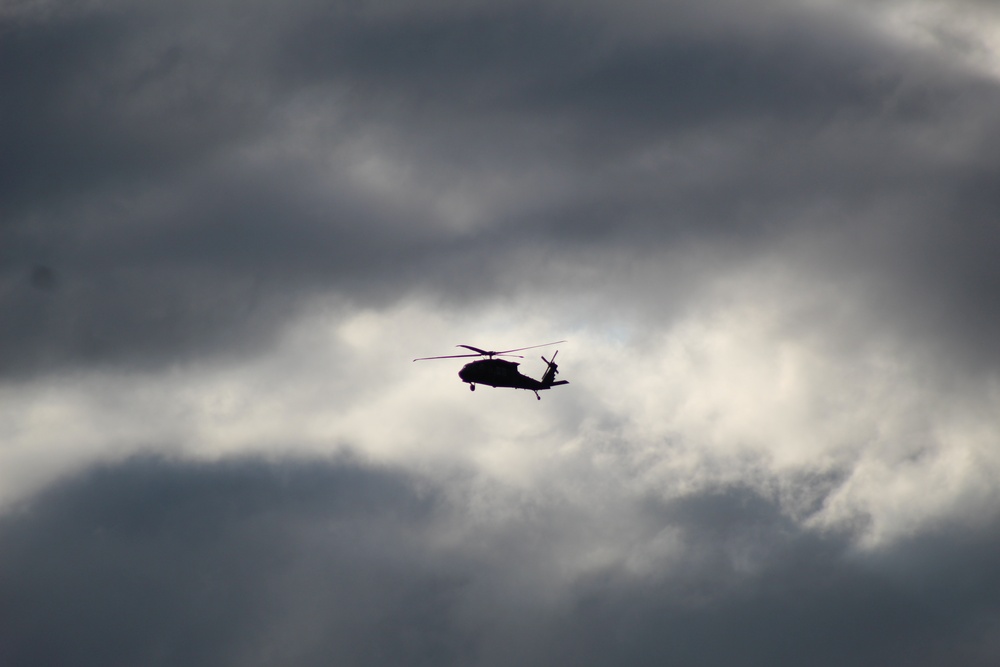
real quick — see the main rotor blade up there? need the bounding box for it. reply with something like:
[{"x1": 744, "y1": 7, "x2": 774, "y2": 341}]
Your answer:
[
  {"x1": 417, "y1": 340, "x2": 565, "y2": 362},
  {"x1": 496, "y1": 340, "x2": 566, "y2": 355},
  {"x1": 456, "y1": 344, "x2": 524, "y2": 358},
  {"x1": 457, "y1": 345, "x2": 491, "y2": 355},
  {"x1": 413, "y1": 353, "x2": 485, "y2": 362}
]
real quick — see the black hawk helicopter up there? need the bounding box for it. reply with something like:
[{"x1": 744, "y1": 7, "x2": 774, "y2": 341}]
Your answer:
[{"x1": 414, "y1": 341, "x2": 568, "y2": 400}]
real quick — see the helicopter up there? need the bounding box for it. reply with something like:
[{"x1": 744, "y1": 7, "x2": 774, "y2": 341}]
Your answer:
[{"x1": 414, "y1": 341, "x2": 568, "y2": 400}]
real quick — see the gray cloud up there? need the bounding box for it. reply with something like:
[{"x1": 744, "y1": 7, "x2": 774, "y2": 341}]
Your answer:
[
  {"x1": 0, "y1": 456, "x2": 466, "y2": 667},
  {"x1": 3, "y1": 457, "x2": 1000, "y2": 666},
  {"x1": 4, "y1": 0, "x2": 1000, "y2": 376},
  {"x1": 5, "y1": 2, "x2": 1000, "y2": 662}
]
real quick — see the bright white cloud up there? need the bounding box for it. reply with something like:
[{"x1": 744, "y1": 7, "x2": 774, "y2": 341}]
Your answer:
[{"x1": 4, "y1": 261, "x2": 998, "y2": 555}]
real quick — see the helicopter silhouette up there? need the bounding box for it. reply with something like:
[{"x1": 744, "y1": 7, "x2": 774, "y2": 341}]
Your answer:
[{"x1": 414, "y1": 341, "x2": 568, "y2": 400}]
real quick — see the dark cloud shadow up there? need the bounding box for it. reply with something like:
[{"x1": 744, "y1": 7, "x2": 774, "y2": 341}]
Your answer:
[
  {"x1": 0, "y1": 455, "x2": 470, "y2": 667},
  {"x1": 3, "y1": 457, "x2": 1000, "y2": 666},
  {"x1": 5, "y1": 0, "x2": 1000, "y2": 377}
]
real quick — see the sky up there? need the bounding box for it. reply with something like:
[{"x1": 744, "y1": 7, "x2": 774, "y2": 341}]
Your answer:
[{"x1": 3, "y1": 0, "x2": 1000, "y2": 664}]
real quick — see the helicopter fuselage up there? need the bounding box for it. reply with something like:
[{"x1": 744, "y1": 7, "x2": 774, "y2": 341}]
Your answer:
[{"x1": 458, "y1": 358, "x2": 567, "y2": 394}]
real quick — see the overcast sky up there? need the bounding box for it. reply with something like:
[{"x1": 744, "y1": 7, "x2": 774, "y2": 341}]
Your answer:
[{"x1": 4, "y1": 0, "x2": 1000, "y2": 664}]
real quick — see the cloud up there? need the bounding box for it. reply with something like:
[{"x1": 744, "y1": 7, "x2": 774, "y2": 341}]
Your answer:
[
  {"x1": 3, "y1": 456, "x2": 1000, "y2": 666},
  {"x1": 4, "y1": 2, "x2": 1000, "y2": 664},
  {"x1": 0, "y1": 456, "x2": 464, "y2": 667},
  {"x1": 6, "y1": 0, "x2": 1000, "y2": 376}
]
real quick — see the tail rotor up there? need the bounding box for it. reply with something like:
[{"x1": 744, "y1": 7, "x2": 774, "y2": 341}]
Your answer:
[{"x1": 541, "y1": 350, "x2": 560, "y2": 385}]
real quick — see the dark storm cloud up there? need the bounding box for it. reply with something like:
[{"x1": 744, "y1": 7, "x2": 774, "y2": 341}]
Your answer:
[
  {"x1": 4, "y1": 456, "x2": 1000, "y2": 666},
  {"x1": 4, "y1": 0, "x2": 1000, "y2": 374},
  {"x1": 0, "y1": 456, "x2": 470, "y2": 667},
  {"x1": 0, "y1": 8, "x2": 264, "y2": 219},
  {"x1": 0, "y1": 11, "x2": 132, "y2": 213},
  {"x1": 549, "y1": 490, "x2": 1000, "y2": 667},
  {"x1": 284, "y1": 5, "x2": 887, "y2": 129}
]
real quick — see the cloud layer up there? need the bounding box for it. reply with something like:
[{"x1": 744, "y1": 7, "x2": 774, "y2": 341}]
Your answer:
[
  {"x1": 4, "y1": 0, "x2": 1000, "y2": 664},
  {"x1": 6, "y1": 0, "x2": 1000, "y2": 372},
  {"x1": 4, "y1": 456, "x2": 1000, "y2": 666}
]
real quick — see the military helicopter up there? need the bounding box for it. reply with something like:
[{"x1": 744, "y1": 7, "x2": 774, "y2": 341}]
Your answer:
[{"x1": 414, "y1": 341, "x2": 568, "y2": 399}]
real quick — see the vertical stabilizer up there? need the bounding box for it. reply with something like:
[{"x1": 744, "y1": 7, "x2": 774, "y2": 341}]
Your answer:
[{"x1": 541, "y1": 351, "x2": 560, "y2": 386}]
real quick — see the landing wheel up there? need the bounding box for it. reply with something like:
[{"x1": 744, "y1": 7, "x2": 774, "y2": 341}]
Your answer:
[{"x1": 470, "y1": 384, "x2": 475, "y2": 392}]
